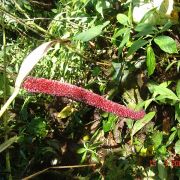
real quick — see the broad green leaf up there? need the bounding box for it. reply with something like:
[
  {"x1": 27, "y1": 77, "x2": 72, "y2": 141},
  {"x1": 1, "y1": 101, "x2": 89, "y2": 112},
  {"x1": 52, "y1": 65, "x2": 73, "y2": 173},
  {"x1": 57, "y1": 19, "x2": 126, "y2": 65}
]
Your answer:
[
  {"x1": 158, "y1": 160, "x2": 167, "y2": 180},
  {"x1": 57, "y1": 105, "x2": 75, "y2": 119},
  {"x1": 127, "y1": 39, "x2": 148, "y2": 57},
  {"x1": 166, "y1": 130, "x2": 177, "y2": 146},
  {"x1": 135, "y1": 23, "x2": 157, "y2": 37},
  {"x1": 176, "y1": 80, "x2": 180, "y2": 99},
  {"x1": 132, "y1": 112, "x2": 155, "y2": 136},
  {"x1": 152, "y1": 131, "x2": 163, "y2": 149},
  {"x1": 75, "y1": 21, "x2": 110, "y2": 42},
  {"x1": 103, "y1": 114, "x2": 117, "y2": 132},
  {"x1": 135, "y1": 23, "x2": 156, "y2": 32},
  {"x1": 153, "y1": 85, "x2": 179, "y2": 101},
  {"x1": 146, "y1": 45, "x2": 156, "y2": 76},
  {"x1": 0, "y1": 136, "x2": 19, "y2": 153},
  {"x1": 117, "y1": 13, "x2": 129, "y2": 26},
  {"x1": 175, "y1": 103, "x2": 180, "y2": 122},
  {"x1": 154, "y1": 36, "x2": 178, "y2": 54},
  {"x1": 175, "y1": 140, "x2": 180, "y2": 154},
  {"x1": 158, "y1": 145, "x2": 167, "y2": 155}
]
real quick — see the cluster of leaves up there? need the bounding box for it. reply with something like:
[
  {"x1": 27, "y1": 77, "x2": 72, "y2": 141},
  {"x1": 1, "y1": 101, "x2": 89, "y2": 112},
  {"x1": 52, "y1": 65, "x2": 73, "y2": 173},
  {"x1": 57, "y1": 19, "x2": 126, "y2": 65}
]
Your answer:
[{"x1": 0, "y1": 0, "x2": 180, "y2": 179}]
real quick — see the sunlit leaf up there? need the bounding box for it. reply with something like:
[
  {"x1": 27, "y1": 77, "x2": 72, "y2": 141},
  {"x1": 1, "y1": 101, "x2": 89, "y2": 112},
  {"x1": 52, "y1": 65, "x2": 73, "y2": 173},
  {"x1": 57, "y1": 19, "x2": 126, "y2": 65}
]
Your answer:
[
  {"x1": 57, "y1": 105, "x2": 75, "y2": 119},
  {"x1": 132, "y1": 112, "x2": 155, "y2": 136},
  {"x1": 74, "y1": 21, "x2": 110, "y2": 42},
  {"x1": 103, "y1": 114, "x2": 117, "y2": 132},
  {"x1": 117, "y1": 13, "x2": 129, "y2": 26},
  {"x1": 153, "y1": 85, "x2": 179, "y2": 101},
  {"x1": 175, "y1": 140, "x2": 180, "y2": 154},
  {"x1": 152, "y1": 131, "x2": 163, "y2": 149},
  {"x1": 146, "y1": 45, "x2": 156, "y2": 76},
  {"x1": 154, "y1": 36, "x2": 178, "y2": 54},
  {"x1": 166, "y1": 130, "x2": 177, "y2": 146}
]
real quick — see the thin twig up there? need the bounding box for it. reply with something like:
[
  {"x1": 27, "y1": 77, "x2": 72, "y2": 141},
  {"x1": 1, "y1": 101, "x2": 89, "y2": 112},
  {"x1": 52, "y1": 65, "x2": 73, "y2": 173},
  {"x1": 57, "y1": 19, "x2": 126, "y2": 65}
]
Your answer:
[{"x1": 22, "y1": 164, "x2": 96, "y2": 180}]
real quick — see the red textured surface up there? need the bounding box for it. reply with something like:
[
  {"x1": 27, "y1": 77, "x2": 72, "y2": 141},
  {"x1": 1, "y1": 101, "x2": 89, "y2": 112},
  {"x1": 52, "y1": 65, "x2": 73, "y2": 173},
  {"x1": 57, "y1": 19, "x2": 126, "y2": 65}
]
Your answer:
[{"x1": 22, "y1": 77, "x2": 145, "y2": 120}]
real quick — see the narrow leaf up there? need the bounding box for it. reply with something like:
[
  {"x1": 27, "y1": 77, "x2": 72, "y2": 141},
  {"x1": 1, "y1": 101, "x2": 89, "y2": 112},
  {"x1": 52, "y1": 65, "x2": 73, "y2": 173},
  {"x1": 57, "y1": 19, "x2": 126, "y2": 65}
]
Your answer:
[
  {"x1": 75, "y1": 21, "x2": 110, "y2": 42},
  {"x1": 175, "y1": 140, "x2": 180, "y2": 154},
  {"x1": 154, "y1": 36, "x2": 178, "y2": 54},
  {"x1": 166, "y1": 130, "x2": 177, "y2": 146},
  {"x1": 176, "y1": 80, "x2": 180, "y2": 99},
  {"x1": 127, "y1": 39, "x2": 148, "y2": 57},
  {"x1": 158, "y1": 160, "x2": 167, "y2": 180},
  {"x1": 0, "y1": 136, "x2": 19, "y2": 153},
  {"x1": 175, "y1": 103, "x2": 180, "y2": 122},
  {"x1": 146, "y1": 45, "x2": 156, "y2": 76},
  {"x1": 132, "y1": 112, "x2": 155, "y2": 136}
]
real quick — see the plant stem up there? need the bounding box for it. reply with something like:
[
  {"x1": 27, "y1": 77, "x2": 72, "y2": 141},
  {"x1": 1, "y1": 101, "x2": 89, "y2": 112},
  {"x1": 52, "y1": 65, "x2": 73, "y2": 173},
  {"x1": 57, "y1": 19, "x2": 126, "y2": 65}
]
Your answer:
[{"x1": 2, "y1": 12, "x2": 12, "y2": 180}]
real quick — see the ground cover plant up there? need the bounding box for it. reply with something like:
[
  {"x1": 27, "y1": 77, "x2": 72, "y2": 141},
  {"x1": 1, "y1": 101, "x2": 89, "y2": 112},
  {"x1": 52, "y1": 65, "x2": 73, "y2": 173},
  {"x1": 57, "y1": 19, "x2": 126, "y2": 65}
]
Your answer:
[{"x1": 0, "y1": 0, "x2": 180, "y2": 179}]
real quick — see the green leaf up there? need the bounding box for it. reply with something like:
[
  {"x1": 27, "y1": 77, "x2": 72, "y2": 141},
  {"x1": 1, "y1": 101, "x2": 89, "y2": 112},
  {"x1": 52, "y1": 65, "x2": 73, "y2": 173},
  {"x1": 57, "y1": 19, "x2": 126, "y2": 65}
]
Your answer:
[
  {"x1": 144, "y1": 99, "x2": 153, "y2": 109},
  {"x1": 154, "y1": 36, "x2": 178, "y2": 54},
  {"x1": 118, "y1": 28, "x2": 131, "y2": 54},
  {"x1": 175, "y1": 103, "x2": 180, "y2": 122},
  {"x1": 146, "y1": 45, "x2": 156, "y2": 76},
  {"x1": 176, "y1": 80, "x2": 180, "y2": 99},
  {"x1": 95, "y1": 1, "x2": 110, "y2": 17},
  {"x1": 175, "y1": 140, "x2": 180, "y2": 154},
  {"x1": 132, "y1": 112, "x2": 155, "y2": 136},
  {"x1": 74, "y1": 21, "x2": 110, "y2": 42},
  {"x1": 117, "y1": 13, "x2": 129, "y2": 26},
  {"x1": 159, "y1": 21, "x2": 173, "y2": 33},
  {"x1": 77, "y1": 148, "x2": 86, "y2": 154},
  {"x1": 158, "y1": 145, "x2": 167, "y2": 155},
  {"x1": 57, "y1": 105, "x2": 75, "y2": 119},
  {"x1": 139, "y1": 8, "x2": 156, "y2": 23},
  {"x1": 81, "y1": 151, "x2": 87, "y2": 163},
  {"x1": 135, "y1": 23, "x2": 157, "y2": 37},
  {"x1": 178, "y1": 129, "x2": 180, "y2": 139},
  {"x1": 153, "y1": 85, "x2": 179, "y2": 101},
  {"x1": 103, "y1": 114, "x2": 117, "y2": 132},
  {"x1": 152, "y1": 131, "x2": 163, "y2": 149},
  {"x1": 127, "y1": 39, "x2": 148, "y2": 57},
  {"x1": 158, "y1": 160, "x2": 167, "y2": 180},
  {"x1": 112, "y1": 28, "x2": 128, "y2": 40},
  {"x1": 0, "y1": 136, "x2": 19, "y2": 153},
  {"x1": 166, "y1": 130, "x2": 177, "y2": 146}
]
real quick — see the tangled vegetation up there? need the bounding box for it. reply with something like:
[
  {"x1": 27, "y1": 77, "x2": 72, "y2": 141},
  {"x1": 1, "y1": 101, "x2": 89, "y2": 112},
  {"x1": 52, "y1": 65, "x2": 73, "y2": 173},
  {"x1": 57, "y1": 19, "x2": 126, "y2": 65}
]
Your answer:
[{"x1": 0, "y1": 0, "x2": 180, "y2": 179}]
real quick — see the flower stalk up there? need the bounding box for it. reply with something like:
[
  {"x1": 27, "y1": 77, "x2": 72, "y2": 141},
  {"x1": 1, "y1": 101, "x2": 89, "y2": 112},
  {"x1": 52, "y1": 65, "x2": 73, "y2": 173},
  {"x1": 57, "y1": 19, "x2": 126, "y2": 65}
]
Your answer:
[{"x1": 23, "y1": 77, "x2": 145, "y2": 120}]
